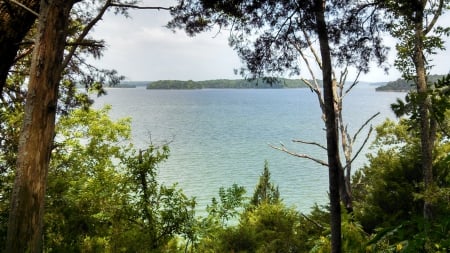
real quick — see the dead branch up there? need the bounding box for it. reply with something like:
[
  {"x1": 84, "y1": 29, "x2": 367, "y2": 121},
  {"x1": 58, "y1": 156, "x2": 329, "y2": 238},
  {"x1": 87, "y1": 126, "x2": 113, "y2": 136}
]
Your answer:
[
  {"x1": 294, "y1": 41, "x2": 325, "y2": 113},
  {"x1": 301, "y1": 28, "x2": 322, "y2": 70},
  {"x1": 301, "y1": 212, "x2": 325, "y2": 229},
  {"x1": 344, "y1": 69, "x2": 362, "y2": 96},
  {"x1": 292, "y1": 139, "x2": 327, "y2": 151},
  {"x1": 269, "y1": 143, "x2": 328, "y2": 167},
  {"x1": 345, "y1": 124, "x2": 374, "y2": 170},
  {"x1": 352, "y1": 112, "x2": 380, "y2": 142}
]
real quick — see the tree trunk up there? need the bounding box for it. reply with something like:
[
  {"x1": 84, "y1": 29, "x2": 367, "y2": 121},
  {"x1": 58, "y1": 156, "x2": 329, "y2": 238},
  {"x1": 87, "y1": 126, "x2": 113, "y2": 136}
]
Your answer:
[
  {"x1": 412, "y1": 0, "x2": 435, "y2": 221},
  {"x1": 5, "y1": 0, "x2": 75, "y2": 252},
  {"x1": 0, "y1": 0, "x2": 39, "y2": 93},
  {"x1": 315, "y1": 0, "x2": 341, "y2": 252}
]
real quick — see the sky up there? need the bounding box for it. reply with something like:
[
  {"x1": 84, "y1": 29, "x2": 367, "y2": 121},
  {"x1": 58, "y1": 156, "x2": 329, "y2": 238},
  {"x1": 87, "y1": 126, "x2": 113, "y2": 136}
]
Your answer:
[{"x1": 88, "y1": 1, "x2": 450, "y2": 83}]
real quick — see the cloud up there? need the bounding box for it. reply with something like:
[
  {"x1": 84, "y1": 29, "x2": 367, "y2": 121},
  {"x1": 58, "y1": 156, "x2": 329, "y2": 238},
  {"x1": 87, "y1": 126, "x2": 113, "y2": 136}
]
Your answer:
[{"x1": 88, "y1": 4, "x2": 450, "y2": 82}]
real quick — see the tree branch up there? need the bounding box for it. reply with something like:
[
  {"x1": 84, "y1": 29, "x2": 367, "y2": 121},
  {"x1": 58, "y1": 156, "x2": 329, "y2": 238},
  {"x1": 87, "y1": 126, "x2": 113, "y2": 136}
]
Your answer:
[
  {"x1": 62, "y1": 0, "x2": 112, "y2": 69},
  {"x1": 109, "y1": 3, "x2": 173, "y2": 11},
  {"x1": 66, "y1": 39, "x2": 105, "y2": 48},
  {"x1": 302, "y1": 28, "x2": 322, "y2": 70},
  {"x1": 352, "y1": 112, "x2": 380, "y2": 142},
  {"x1": 344, "y1": 69, "x2": 362, "y2": 96},
  {"x1": 292, "y1": 139, "x2": 327, "y2": 151},
  {"x1": 301, "y1": 212, "x2": 325, "y2": 229},
  {"x1": 345, "y1": 125, "x2": 374, "y2": 170},
  {"x1": 293, "y1": 40, "x2": 325, "y2": 115},
  {"x1": 5, "y1": 0, "x2": 39, "y2": 17},
  {"x1": 424, "y1": 0, "x2": 444, "y2": 35},
  {"x1": 269, "y1": 143, "x2": 328, "y2": 167}
]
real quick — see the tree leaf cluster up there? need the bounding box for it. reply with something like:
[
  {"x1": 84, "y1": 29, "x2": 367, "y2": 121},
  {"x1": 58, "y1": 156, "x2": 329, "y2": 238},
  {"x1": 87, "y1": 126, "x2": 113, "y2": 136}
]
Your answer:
[{"x1": 352, "y1": 117, "x2": 450, "y2": 251}]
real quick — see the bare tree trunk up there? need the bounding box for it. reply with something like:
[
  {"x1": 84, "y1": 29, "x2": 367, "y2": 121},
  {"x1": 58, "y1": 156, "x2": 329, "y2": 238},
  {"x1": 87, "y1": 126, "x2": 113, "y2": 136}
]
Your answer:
[
  {"x1": 5, "y1": 0, "x2": 75, "y2": 252},
  {"x1": 0, "y1": 0, "x2": 39, "y2": 93},
  {"x1": 412, "y1": 0, "x2": 435, "y2": 221},
  {"x1": 315, "y1": 0, "x2": 341, "y2": 252}
]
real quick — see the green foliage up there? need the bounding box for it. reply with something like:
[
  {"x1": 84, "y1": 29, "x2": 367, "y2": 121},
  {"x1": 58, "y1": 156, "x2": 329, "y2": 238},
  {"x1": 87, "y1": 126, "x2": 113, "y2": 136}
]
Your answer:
[
  {"x1": 353, "y1": 117, "x2": 450, "y2": 251},
  {"x1": 41, "y1": 106, "x2": 196, "y2": 252},
  {"x1": 206, "y1": 184, "x2": 247, "y2": 225},
  {"x1": 236, "y1": 202, "x2": 304, "y2": 253},
  {"x1": 390, "y1": 74, "x2": 450, "y2": 134},
  {"x1": 121, "y1": 146, "x2": 196, "y2": 250},
  {"x1": 353, "y1": 119, "x2": 424, "y2": 232},
  {"x1": 251, "y1": 160, "x2": 280, "y2": 206}
]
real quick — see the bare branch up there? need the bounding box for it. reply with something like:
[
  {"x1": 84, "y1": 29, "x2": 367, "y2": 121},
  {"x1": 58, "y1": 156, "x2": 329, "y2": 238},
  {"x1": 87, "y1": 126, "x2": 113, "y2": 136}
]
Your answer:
[
  {"x1": 5, "y1": 0, "x2": 39, "y2": 17},
  {"x1": 301, "y1": 28, "x2": 322, "y2": 70},
  {"x1": 352, "y1": 112, "x2": 380, "y2": 141},
  {"x1": 344, "y1": 69, "x2": 362, "y2": 96},
  {"x1": 345, "y1": 125, "x2": 374, "y2": 170},
  {"x1": 293, "y1": 40, "x2": 325, "y2": 113},
  {"x1": 301, "y1": 212, "x2": 325, "y2": 229},
  {"x1": 269, "y1": 143, "x2": 328, "y2": 167},
  {"x1": 292, "y1": 139, "x2": 327, "y2": 151}
]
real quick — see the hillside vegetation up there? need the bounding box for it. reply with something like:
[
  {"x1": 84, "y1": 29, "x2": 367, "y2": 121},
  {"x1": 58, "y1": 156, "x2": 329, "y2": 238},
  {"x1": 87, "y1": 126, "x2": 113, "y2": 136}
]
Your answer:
[{"x1": 376, "y1": 74, "x2": 445, "y2": 91}]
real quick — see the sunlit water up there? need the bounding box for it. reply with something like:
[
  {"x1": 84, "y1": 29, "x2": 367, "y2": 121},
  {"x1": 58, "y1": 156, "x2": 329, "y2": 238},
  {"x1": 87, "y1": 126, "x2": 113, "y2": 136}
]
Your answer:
[{"x1": 93, "y1": 86, "x2": 403, "y2": 214}]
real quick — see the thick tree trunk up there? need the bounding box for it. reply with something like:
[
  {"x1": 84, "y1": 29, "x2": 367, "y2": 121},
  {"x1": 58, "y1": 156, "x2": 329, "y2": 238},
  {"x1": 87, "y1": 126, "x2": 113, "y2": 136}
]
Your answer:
[
  {"x1": 0, "y1": 0, "x2": 39, "y2": 93},
  {"x1": 413, "y1": 0, "x2": 435, "y2": 221},
  {"x1": 315, "y1": 0, "x2": 341, "y2": 252},
  {"x1": 5, "y1": 0, "x2": 74, "y2": 252}
]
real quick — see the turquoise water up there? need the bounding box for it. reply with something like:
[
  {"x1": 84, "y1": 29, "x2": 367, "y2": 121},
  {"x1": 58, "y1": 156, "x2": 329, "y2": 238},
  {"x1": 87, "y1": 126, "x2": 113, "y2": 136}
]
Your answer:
[{"x1": 93, "y1": 87, "x2": 403, "y2": 213}]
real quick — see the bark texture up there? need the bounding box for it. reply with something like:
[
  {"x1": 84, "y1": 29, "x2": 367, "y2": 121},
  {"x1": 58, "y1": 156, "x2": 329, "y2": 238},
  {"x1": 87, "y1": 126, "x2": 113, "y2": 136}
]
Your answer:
[
  {"x1": 5, "y1": 0, "x2": 75, "y2": 252},
  {"x1": 315, "y1": 0, "x2": 341, "y2": 252},
  {"x1": 412, "y1": 0, "x2": 437, "y2": 221},
  {"x1": 0, "y1": 0, "x2": 39, "y2": 93}
]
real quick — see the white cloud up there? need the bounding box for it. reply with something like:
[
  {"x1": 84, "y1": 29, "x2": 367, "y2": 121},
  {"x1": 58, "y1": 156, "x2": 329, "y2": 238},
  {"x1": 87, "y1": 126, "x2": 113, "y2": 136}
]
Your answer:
[{"x1": 87, "y1": 4, "x2": 450, "y2": 82}]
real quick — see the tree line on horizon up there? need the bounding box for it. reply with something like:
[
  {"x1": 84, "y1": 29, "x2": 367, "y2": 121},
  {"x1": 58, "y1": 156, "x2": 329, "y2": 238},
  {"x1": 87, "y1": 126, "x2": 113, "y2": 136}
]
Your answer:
[{"x1": 146, "y1": 78, "x2": 312, "y2": 89}]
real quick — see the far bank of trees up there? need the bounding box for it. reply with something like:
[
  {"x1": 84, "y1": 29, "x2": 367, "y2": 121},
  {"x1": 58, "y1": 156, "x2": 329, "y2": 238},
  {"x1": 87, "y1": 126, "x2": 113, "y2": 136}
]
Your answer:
[
  {"x1": 146, "y1": 78, "x2": 311, "y2": 89},
  {"x1": 376, "y1": 74, "x2": 447, "y2": 92}
]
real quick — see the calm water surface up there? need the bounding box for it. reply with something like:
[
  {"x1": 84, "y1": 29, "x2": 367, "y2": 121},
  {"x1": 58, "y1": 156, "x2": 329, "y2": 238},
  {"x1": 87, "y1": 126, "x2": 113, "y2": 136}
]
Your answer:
[{"x1": 93, "y1": 86, "x2": 403, "y2": 213}]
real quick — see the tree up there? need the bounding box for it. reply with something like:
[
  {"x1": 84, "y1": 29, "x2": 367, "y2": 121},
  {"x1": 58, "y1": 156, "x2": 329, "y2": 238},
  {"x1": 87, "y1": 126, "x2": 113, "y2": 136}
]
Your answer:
[
  {"x1": 0, "y1": 0, "x2": 39, "y2": 93},
  {"x1": 4, "y1": 1, "x2": 173, "y2": 251},
  {"x1": 39, "y1": 106, "x2": 197, "y2": 251},
  {"x1": 44, "y1": 106, "x2": 132, "y2": 251},
  {"x1": 122, "y1": 145, "x2": 197, "y2": 251},
  {"x1": 170, "y1": 1, "x2": 387, "y2": 251},
  {"x1": 6, "y1": 1, "x2": 78, "y2": 251},
  {"x1": 376, "y1": 0, "x2": 450, "y2": 220},
  {"x1": 352, "y1": 116, "x2": 450, "y2": 251},
  {"x1": 251, "y1": 160, "x2": 280, "y2": 206}
]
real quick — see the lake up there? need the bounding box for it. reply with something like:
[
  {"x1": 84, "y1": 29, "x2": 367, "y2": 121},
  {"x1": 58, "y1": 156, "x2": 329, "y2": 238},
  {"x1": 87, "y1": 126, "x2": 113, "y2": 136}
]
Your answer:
[{"x1": 93, "y1": 86, "x2": 403, "y2": 214}]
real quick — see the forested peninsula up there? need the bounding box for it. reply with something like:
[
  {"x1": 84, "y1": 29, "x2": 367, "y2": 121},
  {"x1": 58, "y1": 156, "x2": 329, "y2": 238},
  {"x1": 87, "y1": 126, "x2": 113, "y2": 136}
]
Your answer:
[
  {"x1": 146, "y1": 78, "x2": 314, "y2": 89},
  {"x1": 376, "y1": 74, "x2": 445, "y2": 91}
]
